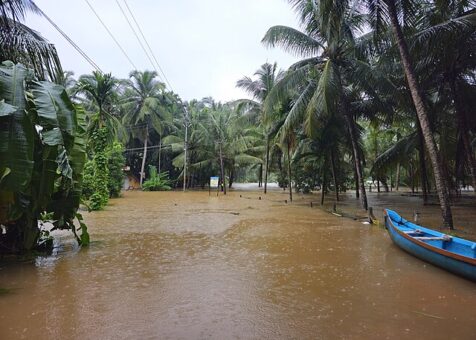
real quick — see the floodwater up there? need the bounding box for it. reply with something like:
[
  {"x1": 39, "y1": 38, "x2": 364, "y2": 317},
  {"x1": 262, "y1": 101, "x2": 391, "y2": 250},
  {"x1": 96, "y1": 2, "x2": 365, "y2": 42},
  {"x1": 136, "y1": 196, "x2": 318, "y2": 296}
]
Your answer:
[{"x1": 1, "y1": 190, "x2": 475, "y2": 339}]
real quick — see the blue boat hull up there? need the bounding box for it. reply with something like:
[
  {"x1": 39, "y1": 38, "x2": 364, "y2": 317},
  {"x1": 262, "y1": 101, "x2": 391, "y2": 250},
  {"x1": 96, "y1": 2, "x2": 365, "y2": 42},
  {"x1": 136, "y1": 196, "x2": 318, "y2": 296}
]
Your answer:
[{"x1": 385, "y1": 210, "x2": 476, "y2": 282}]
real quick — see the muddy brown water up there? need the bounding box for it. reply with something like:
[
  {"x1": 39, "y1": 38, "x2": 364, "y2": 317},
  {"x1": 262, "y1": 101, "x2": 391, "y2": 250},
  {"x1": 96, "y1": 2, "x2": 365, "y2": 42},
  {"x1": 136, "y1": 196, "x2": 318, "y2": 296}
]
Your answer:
[{"x1": 1, "y1": 190, "x2": 475, "y2": 339}]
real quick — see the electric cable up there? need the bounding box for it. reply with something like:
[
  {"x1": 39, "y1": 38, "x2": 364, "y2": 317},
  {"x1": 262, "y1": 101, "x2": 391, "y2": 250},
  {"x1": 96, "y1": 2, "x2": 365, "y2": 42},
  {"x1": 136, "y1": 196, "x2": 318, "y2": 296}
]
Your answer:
[
  {"x1": 83, "y1": 0, "x2": 137, "y2": 70},
  {"x1": 36, "y1": 7, "x2": 103, "y2": 73},
  {"x1": 115, "y1": 0, "x2": 163, "y2": 82},
  {"x1": 122, "y1": 0, "x2": 173, "y2": 91}
]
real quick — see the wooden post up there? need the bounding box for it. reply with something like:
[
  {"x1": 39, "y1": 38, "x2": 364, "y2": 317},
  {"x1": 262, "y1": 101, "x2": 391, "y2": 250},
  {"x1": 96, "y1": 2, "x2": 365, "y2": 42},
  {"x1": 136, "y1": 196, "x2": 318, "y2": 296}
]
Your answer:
[
  {"x1": 414, "y1": 211, "x2": 420, "y2": 223},
  {"x1": 368, "y1": 207, "x2": 377, "y2": 224}
]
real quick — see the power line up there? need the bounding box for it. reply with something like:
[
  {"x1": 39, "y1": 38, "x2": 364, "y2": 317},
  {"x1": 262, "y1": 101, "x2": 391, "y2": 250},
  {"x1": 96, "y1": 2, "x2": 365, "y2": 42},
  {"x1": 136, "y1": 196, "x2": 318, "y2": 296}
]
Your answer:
[
  {"x1": 83, "y1": 0, "x2": 137, "y2": 70},
  {"x1": 124, "y1": 143, "x2": 173, "y2": 152},
  {"x1": 122, "y1": 0, "x2": 174, "y2": 91},
  {"x1": 115, "y1": 0, "x2": 164, "y2": 82},
  {"x1": 36, "y1": 7, "x2": 103, "y2": 73}
]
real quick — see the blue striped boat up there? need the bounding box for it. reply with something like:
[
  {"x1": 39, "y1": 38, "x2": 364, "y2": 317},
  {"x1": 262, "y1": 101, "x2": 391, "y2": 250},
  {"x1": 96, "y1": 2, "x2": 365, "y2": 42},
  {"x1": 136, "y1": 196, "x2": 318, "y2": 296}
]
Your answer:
[{"x1": 384, "y1": 209, "x2": 476, "y2": 281}]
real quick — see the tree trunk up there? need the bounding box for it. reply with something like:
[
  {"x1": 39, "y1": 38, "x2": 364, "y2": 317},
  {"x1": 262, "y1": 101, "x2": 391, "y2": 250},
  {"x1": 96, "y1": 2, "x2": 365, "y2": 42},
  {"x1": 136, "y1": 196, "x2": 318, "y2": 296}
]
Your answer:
[
  {"x1": 264, "y1": 137, "x2": 270, "y2": 194},
  {"x1": 417, "y1": 126, "x2": 429, "y2": 204},
  {"x1": 354, "y1": 166, "x2": 360, "y2": 199},
  {"x1": 229, "y1": 167, "x2": 234, "y2": 189},
  {"x1": 158, "y1": 135, "x2": 162, "y2": 175},
  {"x1": 188, "y1": 170, "x2": 193, "y2": 188},
  {"x1": 337, "y1": 66, "x2": 367, "y2": 209},
  {"x1": 140, "y1": 125, "x2": 148, "y2": 188},
  {"x1": 390, "y1": 171, "x2": 393, "y2": 191},
  {"x1": 219, "y1": 144, "x2": 226, "y2": 195},
  {"x1": 387, "y1": 0, "x2": 453, "y2": 228},
  {"x1": 395, "y1": 162, "x2": 400, "y2": 191},
  {"x1": 286, "y1": 142, "x2": 293, "y2": 202},
  {"x1": 321, "y1": 169, "x2": 326, "y2": 206},
  {"x1": 330, "y1": 149, "x2": 339, "y2": 201},
  {"x1": 344, "y1": 114, "x2": 368, "y2": 210},
  {"x1": 258, "y1": 163, "x2": 263, "y2": 187}
]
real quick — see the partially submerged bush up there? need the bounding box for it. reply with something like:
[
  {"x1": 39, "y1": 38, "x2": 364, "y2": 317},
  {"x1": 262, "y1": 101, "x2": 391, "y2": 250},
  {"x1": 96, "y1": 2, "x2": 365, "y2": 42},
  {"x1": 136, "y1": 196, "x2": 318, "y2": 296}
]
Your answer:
[
  {"x1": 142, "y1": 166, "x2": 172, "y2": 191},
  {"x1": 107, "y1": 142, "x2": 125, "y2": 198}
]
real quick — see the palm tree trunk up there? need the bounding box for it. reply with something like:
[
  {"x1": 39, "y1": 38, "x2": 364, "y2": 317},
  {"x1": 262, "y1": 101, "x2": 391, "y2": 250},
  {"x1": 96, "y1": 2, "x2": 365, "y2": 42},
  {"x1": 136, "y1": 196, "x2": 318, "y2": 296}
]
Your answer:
[
  {"x1": 158, "y1": 134, "x2": 162, "y2": 175},
  {"x1": 264, "y1": 137, "x2": 270, "y2": 194},
  {"x1": 330, "y1": 149, "x2": 339, "y2": 201},
  {"x1": 417, "y1": 127, "x2": 429, "y2": 204},
  {"x1": 344, "y1": 114, "x2": 368, "y2": 210},
  {"x1": 229, "y1": 167, "x2": 234, "y2": 189},
  {"x1": 387, "y1": 0, "x2": 453, "y2": 228},
  {"x1": 219, "y1": 143, "x2": 226, "y2": 195},
  {"x1": 286, "y1": 142, "x2": 293, "y2": 202},
  {"x1": 382, "y1": 178, "x2": 389, "y2": 192},
  {"x1": 140, "y1": 125, "x2": 149, "y2": 188},
  {"x1": 395, "y1": 162, "x2": 400, "y2": 191},
  {"x1": 258, "y1": 163, "x2": 263, "y2": 187},
  {"x1": 321, "y1": 169, "x2": 326, "y2": 206},
  {"x1": 337, "y1": 67, "x2": 367, "y2": 208}
]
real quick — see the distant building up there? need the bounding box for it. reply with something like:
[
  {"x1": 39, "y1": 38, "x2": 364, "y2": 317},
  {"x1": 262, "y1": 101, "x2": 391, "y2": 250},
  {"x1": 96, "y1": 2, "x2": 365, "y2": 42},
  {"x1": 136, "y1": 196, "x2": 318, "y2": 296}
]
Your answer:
[{"x1": 122, "y1": 166, "x2": 141, "y2": 190}]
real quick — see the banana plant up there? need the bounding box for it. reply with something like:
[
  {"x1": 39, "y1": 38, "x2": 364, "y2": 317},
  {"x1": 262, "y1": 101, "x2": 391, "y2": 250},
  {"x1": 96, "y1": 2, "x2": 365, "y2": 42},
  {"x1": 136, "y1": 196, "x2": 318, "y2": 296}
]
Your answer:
[{"x1": 0, "y1": 61, "x2": 88, "y2": 253}]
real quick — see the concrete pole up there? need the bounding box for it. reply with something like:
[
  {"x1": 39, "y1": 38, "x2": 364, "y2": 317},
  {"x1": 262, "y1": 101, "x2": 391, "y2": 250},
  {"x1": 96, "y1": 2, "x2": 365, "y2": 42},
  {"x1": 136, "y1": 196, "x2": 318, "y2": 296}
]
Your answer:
[{"x1": 183, "y1": 106, "x2": 189, "y2": 192}]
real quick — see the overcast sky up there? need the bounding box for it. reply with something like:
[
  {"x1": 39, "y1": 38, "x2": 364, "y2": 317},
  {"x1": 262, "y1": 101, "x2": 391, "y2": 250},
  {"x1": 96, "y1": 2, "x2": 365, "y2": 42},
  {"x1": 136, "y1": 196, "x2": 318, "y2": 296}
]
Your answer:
[{"x1": 26, "y1": 0, "x2": 301, "y2": 102}]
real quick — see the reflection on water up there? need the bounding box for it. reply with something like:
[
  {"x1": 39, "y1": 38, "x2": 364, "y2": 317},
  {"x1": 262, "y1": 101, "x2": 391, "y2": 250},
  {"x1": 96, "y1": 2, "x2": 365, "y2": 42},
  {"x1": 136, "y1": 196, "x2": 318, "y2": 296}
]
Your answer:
[{"x1": 1, "y1": 191, "x2": 475, "y2": 339}]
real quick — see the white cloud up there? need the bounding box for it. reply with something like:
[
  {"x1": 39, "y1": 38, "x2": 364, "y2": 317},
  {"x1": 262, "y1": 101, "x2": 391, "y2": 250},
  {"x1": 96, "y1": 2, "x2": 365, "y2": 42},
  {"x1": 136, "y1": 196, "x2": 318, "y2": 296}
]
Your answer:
[{"x1": 26, "y1": 0, "x2": 300, "y2": 101}]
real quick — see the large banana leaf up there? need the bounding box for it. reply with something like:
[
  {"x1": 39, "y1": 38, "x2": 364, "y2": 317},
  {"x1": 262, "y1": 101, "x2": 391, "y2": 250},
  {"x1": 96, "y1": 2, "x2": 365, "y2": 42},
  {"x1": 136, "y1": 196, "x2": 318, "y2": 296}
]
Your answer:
[
  {"x1": 48, "y1": 105, "x2": 87, "y2": 228},
  {"x1": 0, "y1": 100, "x2": 16, "y2": 116},
  {"x1": 0, "y1": 62, "x2": 34, "y2": 192},
  {"x1": 31, "y1": 80, "x2": 77, "y2": 150},
  {"x1": 28, "y1": 80, "x2": 77, "y2": 210}
]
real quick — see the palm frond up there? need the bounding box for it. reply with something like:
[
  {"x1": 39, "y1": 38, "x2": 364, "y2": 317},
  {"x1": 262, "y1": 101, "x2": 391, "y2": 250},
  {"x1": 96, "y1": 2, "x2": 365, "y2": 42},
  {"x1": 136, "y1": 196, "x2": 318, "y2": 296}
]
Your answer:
[{"x1": 262, "y1": 25, "x2": 323, "y2": 57}]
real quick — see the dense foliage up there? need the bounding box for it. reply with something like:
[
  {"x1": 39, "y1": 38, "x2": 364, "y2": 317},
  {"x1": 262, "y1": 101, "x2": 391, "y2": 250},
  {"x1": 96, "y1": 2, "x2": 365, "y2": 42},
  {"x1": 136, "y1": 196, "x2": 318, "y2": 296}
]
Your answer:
[
  {"x1": 88, "y1": 128, "x2": 110, "y2": 210},
  {"x1": 107, "y1": 142, "x2": 126, "y2": 198},
  {"x1": 0, "y1": 62, "x2": 88, "y2": 253},
  {"x1": 2, "y1": 0, "x2": 475, "y2": 254}
]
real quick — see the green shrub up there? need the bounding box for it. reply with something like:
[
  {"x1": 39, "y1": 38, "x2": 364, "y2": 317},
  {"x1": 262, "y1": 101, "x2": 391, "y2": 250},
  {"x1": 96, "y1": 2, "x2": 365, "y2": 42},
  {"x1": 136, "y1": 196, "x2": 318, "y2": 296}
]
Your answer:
[
  {"x1": 81, "y1": 160, "x2": 95, "y2": 199},
  {"x1": 142, "y1": 166, "x2": 172, "y2": 191},
  {"x1": 107, "y1": 142, "x2": 125, "y2": 198},
  {"x1": 89, "y1": 128, "x2": 109, "y2": 210}
]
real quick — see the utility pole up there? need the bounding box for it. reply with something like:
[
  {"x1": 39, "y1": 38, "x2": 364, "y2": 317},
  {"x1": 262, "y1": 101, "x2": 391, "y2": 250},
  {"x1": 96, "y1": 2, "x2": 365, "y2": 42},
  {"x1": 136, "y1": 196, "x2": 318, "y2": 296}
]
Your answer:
[
  {"x1": 183, "y1": 105, "x2": 189, "y2": 192},
  {"x1": 139, "y1": 123, "x2": 149, "y2": 188}
]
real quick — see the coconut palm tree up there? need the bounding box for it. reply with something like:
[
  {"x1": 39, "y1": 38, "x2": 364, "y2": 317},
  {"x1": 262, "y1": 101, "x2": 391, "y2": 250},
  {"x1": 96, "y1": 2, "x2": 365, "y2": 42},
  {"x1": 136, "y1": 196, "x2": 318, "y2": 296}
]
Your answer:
[
  {"x1": 121, "y1": 70, "x2": 172, "y2": 186},
  {"x1": 0, "y1": 0, "x2": 63, "y2": 81},
  {"x1": 163, "y1": 99, "x2": 211, "y2": 188},
  {"x1": 361, "y1": 0, "x2": 474, "y2": 228},
  {"x1": 262, "y1": 0, "x2": 370, "y2": 209},
  {"x1": 56, "y1": 70, "x2": 76, "y2": 93},
  {"x1": 75, "y1": 71, "x2": 121, "y2": 209},
  {"x1": 75, "y1": 71, "x2": 123, "y2": 142},
  {"x1": 235, "y1": 62, "x2": 284, "y2": 193}
]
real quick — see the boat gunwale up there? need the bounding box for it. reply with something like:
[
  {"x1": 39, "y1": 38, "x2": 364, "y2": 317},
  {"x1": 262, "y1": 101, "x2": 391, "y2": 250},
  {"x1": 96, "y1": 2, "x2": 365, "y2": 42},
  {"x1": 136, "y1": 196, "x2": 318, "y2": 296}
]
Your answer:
[{"x1": 384, "y1": 209, "x2": 476, "y2": 266}]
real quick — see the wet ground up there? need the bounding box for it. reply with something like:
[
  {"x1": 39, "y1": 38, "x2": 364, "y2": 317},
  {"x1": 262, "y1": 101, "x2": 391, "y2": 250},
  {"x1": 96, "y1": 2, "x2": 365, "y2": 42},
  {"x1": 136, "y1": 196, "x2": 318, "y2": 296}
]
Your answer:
[{"x1": 0, "y1": 189, "x2": 475, "y2": 339}]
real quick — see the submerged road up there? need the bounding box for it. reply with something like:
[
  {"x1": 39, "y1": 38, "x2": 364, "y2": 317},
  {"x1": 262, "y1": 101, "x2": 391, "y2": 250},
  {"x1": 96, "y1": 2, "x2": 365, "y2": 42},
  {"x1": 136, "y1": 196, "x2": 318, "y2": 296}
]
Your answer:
[{"x1": 0, "y1": 190, "x2": 475, "y2": 339}]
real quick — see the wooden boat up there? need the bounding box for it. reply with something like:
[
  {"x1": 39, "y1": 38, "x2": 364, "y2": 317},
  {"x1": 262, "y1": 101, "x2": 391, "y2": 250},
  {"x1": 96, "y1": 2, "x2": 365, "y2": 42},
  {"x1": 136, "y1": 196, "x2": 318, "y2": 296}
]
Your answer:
[{"x1": 384, "y1": 209, "x2": 476, "y2": 281}]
